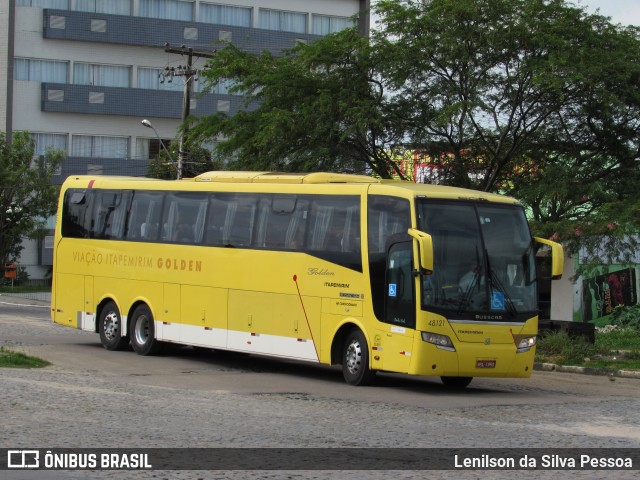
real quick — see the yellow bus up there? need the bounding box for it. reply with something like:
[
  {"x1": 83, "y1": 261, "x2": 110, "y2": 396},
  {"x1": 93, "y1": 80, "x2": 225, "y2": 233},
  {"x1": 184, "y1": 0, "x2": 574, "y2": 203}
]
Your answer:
[{"x1": 52, "y1": 171, "x2": 563, "y2": 388}]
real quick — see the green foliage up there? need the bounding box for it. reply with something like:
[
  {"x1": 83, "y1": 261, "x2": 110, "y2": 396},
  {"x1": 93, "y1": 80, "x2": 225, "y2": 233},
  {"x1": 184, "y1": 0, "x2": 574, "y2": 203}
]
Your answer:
[
  {"x1": 536, "y1": 331, "x2": 599, "y2": 364},
  {"x1": 536, "y1": 327, "x2": 640, "y2": 369},
  {"x1": 0, "y1": 347, "x2": 50, "y2": 369},
  {"x1": 187, "y1": 28, "x2": 406, "y2": 178},
  {"x1": 147, "y1": 141, "x2": 224, "y2": 180},
  {"x1": 374, "y1": 0, "x2": 640, "y2": 204},
  {"x1": 1, "y1": 265, "x2": 29, "y2": 286},
  {"x1": 0, "y1": 131, "x2": 63, "y2": 265},
  {"x1": 610, "y1": 305, "x2": 640, "y2": 328},
  {"x1": 187, "y1": 0, "x2": 640, "y2": 261}
]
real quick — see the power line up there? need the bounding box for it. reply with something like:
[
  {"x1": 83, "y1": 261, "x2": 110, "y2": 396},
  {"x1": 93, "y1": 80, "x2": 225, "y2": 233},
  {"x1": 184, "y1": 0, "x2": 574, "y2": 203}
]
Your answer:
[{"x1": 161, "y1": 44, "x2": 216, "y2": 180}]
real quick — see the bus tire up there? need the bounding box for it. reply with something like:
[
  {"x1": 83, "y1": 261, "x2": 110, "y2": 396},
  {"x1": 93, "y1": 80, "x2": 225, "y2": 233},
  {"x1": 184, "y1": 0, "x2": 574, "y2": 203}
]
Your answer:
[
  {"x1": 441, "y1": 376, "x2": 473, "y2": 389},
  {"x1": 342, "y1": 329, "x2": 376, "y2": 386},
  {"x1": 98, "y1": 301, "x2": 129, "y2": 351},
  {"x1": 130, "y1": 304, "x2": 163, "y2": 356}
]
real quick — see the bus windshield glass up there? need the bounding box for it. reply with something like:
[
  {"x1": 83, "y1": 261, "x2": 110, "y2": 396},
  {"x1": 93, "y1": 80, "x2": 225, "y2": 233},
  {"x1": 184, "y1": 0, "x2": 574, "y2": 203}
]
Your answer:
[{"x1": 416, "y1": 200, "x2": 537, "y2": 321}]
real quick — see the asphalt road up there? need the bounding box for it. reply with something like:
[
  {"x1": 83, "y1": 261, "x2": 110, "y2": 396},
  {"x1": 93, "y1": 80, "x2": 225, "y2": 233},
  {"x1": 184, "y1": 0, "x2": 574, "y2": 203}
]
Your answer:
[{"x1": 2, "y1": 300, "x2": 640, "y2": 479}]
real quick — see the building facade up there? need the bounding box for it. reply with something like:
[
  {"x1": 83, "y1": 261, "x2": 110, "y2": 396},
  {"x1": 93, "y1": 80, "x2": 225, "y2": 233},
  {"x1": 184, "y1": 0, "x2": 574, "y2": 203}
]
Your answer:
[{"x1": 1, "y1": 0, "x2": 369, "y2": 279}]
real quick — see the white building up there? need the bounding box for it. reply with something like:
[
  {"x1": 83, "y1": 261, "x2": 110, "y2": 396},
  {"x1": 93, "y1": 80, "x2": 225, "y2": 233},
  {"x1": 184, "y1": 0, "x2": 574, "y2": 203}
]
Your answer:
[{"x1": 0, "y1": 0, "x2": 369, "y2": 279}]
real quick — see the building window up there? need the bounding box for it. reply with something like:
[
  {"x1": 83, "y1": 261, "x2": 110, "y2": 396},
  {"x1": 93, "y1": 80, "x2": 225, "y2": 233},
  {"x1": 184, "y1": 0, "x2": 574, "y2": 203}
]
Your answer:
[
  {"x1": 87, "y1": 164, "x2": 104, "y2": 174},
  {"x1": 196, "y1": 77, "x2": 235, "y2": 94},
  {"x1": 14, "y1": 58, "x2": 68, "y2": 83},
  {"x1": 136, "y1": 138, "x2": 172, "y2": 160},
  {"x1": 90, "y1": 19, "x2": 107, "y2": 32},
  {"x1": 217, "y1": 99, "x2": 230, "y2": 113},
  {"x1": 139, "y1": 0, "x2": 193, "y2": 21},
  {"x1": 29, "y1": 133, "x2": 67, "y2": 175},
  {"x1": 30, "y1": 133, "x2": 67, "y2": 175},
  {"x1": 312, "y1": 15, "x2": 354, "y2": 35},
  {"x1": 259, "y1": 9, "x2": 306, "y2": 33},
  {"x1": 89, "y1": 91, "x2": 105, "y2": 103},
  {"x1": 73, "y1": 63, "x2": 130, "y2": 87},
  {"x1": 17, "y1": 0, "x2": 69, "y2": 8},
  {"x1": 74, "y1": 0, "x2": 131, "y2": 15},
  {"x1": 50, "y1": 15, "x2": 66, "y2": 29},
  {"x1": 200, "y1": 3, "x2": 251, "y2": 27},
  {"x1": 30, "y1": 133, "x2": 68, "y2": 157},
  {"x1": 72, "y1": 135, "x2": 128, "y2": 159},
  {"x1": 47, "y1": 89, "x2": 64, "y2": 101},
  {"x1": 184, "y1": 27, "x2": 198, "y2": 40},
  {"x1": 138, "y1": 67, "x2": 183, "y2": 92}
]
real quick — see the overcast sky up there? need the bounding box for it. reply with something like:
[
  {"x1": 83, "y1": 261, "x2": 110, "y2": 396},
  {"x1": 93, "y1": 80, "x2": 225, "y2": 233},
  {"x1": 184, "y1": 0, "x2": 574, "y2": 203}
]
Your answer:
[{"x1": 577, "y1": 0, "x2": 640, "y2": 25}]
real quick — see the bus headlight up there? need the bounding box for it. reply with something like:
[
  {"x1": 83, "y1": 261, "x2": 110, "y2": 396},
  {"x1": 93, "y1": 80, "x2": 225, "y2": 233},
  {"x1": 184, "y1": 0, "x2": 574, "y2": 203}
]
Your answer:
[
  {"x1": 516, "y1": 336, "x2": 537, "y2": 353},
  {"x1": 422, "y1": 332, "x2": 455, "y2": 352}
]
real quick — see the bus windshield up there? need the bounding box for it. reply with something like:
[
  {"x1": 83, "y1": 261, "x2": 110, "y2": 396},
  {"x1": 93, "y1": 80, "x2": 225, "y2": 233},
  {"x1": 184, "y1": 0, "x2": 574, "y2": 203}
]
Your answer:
[{"x1": 416, "y1": 200, "x2": 537, "y2": 321}]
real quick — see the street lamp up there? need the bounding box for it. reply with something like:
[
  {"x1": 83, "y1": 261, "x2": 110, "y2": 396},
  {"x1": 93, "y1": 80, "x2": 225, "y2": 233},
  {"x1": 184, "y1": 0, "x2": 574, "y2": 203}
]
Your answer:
[{"x1": 141, "y1": 119, "x2": 181, "y2": 179}]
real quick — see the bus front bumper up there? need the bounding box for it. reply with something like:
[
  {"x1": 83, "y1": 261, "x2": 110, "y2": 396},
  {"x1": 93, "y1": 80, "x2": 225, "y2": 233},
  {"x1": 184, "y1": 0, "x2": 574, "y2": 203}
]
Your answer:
[{"x1": 408, "y1": 341, "x2": 535, "y2": 379}]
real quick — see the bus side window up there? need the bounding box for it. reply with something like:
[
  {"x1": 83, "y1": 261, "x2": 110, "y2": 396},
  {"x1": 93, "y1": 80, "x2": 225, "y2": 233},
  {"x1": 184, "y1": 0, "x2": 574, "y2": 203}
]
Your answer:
[
  {"x1": 308, "y1": 199, "x2": 360, "y2": 253},
  {"x1": 160, "y1": 193, "x2": 207, "y2": 244},
  {"x1": 62, "y1": 189, "x2": 93, "y2": 238},
  {"x1": 206, "y1": 194, "x2": 256, "y2": 247},
  {"x1": 255, "y1": 196, "x2": 306, "y2": 250},
  {"x1": 92, "y1": 191, "x2": 130, "y2": 240},
  {"x1": 308, "y1": 204, "x2": 334, "y2": 250},
  {"x1": 225, "y1": 198, "x2": 256, "y2": 246},
  {"x1": 284, "y1": 200, "x2": 308, "y2": 250},
  {"x1": 205, "y1": 197, "x2": 227, "y2": 245},
  {"x1": 126, "y1": 191, "x2": 163, "y2": 242}
]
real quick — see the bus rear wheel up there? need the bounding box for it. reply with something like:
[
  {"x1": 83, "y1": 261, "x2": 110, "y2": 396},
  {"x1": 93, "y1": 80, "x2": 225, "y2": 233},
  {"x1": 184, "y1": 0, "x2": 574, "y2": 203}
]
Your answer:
[
  {"x1": 98, "y1": 301, "x2": 129, "y2": 351},
  {"x1": 441, "y1": 376, "x2": 473, "y2": 389},
  {"x1": 130, "y1": 304, "x2": 163, "y2": 356},
  {"x1": 342, "y1": 329, "x2": 376, "y2": 386}
]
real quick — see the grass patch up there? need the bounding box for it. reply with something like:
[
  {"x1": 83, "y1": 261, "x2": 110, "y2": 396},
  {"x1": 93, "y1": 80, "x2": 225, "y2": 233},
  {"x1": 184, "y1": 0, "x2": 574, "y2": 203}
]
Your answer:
[
  {"x1": 0, "y1": 347, "x2": 50, "y2": 368},
  {"x1": 536, "y1": 328, "x2": 640, "y2": 370}
]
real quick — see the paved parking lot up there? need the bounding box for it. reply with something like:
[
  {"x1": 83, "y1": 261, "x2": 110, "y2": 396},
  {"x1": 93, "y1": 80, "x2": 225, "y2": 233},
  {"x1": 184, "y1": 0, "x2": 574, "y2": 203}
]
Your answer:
[{"x1": 2, "y1": 300, "x2": 640, "y2": 479}]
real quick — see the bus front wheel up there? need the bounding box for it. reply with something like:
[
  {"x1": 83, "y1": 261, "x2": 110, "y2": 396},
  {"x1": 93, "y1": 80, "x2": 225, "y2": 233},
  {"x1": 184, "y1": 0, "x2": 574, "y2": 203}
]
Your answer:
[
  {"x1": 342, "y1": 329, "x2": 376, "y2": 386},
  {"x1": 130, "y1": 304, "x2": 163, "y2": 356},
  {"x1": 98, "y1": 301, "x2": 129, "y2": 351}
]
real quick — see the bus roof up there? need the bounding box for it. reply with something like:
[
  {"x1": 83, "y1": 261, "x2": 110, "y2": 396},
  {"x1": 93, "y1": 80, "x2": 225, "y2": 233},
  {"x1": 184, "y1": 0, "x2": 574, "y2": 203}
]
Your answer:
[
  {"x1": 193, "y1": 171, "x2": 377, "y2": 184},
  {"x1": 63, "y1": 172, "x2": 519, "y2": 205}
]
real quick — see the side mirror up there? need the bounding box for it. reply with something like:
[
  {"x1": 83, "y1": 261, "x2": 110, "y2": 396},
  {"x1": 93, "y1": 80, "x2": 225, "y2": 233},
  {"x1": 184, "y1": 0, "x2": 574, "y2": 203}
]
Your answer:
[
  {"x1": 533, "y1": 237, "x2": 564, "y2": 279},
  {"x1": 407, "y1": 228, "x2": 433, "y2": 273}
]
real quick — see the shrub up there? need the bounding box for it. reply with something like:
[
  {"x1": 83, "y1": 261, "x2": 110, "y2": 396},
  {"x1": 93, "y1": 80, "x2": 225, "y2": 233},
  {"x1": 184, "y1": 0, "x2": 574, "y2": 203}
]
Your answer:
[{"x1": 610, "y1": 305, "x2": 640, "y2": 328}]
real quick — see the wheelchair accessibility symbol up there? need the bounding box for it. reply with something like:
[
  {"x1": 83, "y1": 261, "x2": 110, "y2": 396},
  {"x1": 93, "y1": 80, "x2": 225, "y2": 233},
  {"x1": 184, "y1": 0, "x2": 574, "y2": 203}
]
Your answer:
[
  {"x1": 388, "y1": 284, "x2": 397, "y2": 297},
  {"x1": 491, "y1": 291, "x2": 505, "y2": 310}
]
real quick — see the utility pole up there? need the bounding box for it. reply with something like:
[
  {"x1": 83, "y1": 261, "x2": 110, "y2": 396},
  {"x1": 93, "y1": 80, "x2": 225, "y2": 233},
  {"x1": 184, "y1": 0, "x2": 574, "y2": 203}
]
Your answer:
[{"x1": 161, "y1": 45, "x2": 215, "y2": 179}]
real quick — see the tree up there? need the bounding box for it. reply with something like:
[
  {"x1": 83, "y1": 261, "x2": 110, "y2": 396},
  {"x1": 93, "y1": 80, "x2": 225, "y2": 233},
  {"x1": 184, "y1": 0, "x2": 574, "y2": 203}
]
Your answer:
[
  {"x1": 374, "y1": 0, "x2": 640, "y2": 252},
  {"x1": 146, "y1": 140, "x2": 224, "y2": 179},
  {"x1": 187, "y1": 28, "x2": 408, "y2": 178},
  {"x1": 0, "y1": 131, "x2": 63, "y2": 268},
  {"x1": 188, "y1": 0, "x2": 640, "y2": 252}
]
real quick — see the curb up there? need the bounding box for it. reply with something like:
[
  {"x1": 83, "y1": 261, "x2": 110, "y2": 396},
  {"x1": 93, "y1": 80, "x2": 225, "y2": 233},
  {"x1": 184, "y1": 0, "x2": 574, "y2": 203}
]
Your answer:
[
  {"x1": 0, "y1": 294, "x2": 50, "y2": 307},
  {"x1": 534, "y1": 362, "x2": 640, "y2": 379}
]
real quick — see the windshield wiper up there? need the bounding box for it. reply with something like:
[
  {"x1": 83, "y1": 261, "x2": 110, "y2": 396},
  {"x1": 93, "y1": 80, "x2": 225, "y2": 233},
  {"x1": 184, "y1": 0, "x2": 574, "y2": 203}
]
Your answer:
[
  {"x1": 456, "y1": 248, "x2": 481, "y2": 315},
  {"x1": 484, "y1": 249, "x2": 517, "y2": 317}
]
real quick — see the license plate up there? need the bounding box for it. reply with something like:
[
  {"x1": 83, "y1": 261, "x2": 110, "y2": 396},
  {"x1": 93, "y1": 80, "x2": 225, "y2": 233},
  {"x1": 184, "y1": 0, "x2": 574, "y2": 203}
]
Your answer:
[{"x1": 476, "y1": 359, "x2": 496, "y2": 368}]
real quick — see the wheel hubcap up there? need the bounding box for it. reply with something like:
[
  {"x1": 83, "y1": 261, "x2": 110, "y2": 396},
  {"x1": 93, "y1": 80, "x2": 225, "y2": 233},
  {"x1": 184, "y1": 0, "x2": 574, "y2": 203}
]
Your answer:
[
  {"x1": 103, "y1": 311, "x2": 119, "y2": 341},
  {"x1": 134, "y1": 315, "x2": 150, "y2": 346},
  {"x1": 345, "y1": 340, "x2": 362, "y2": 375}
]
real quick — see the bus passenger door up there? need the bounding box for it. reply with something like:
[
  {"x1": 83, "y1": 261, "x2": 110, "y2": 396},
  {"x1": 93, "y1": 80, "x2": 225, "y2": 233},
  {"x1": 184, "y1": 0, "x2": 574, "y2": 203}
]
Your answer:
[{"x1": 381, "y1": 241, "x2": 416, "y2": 373}]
